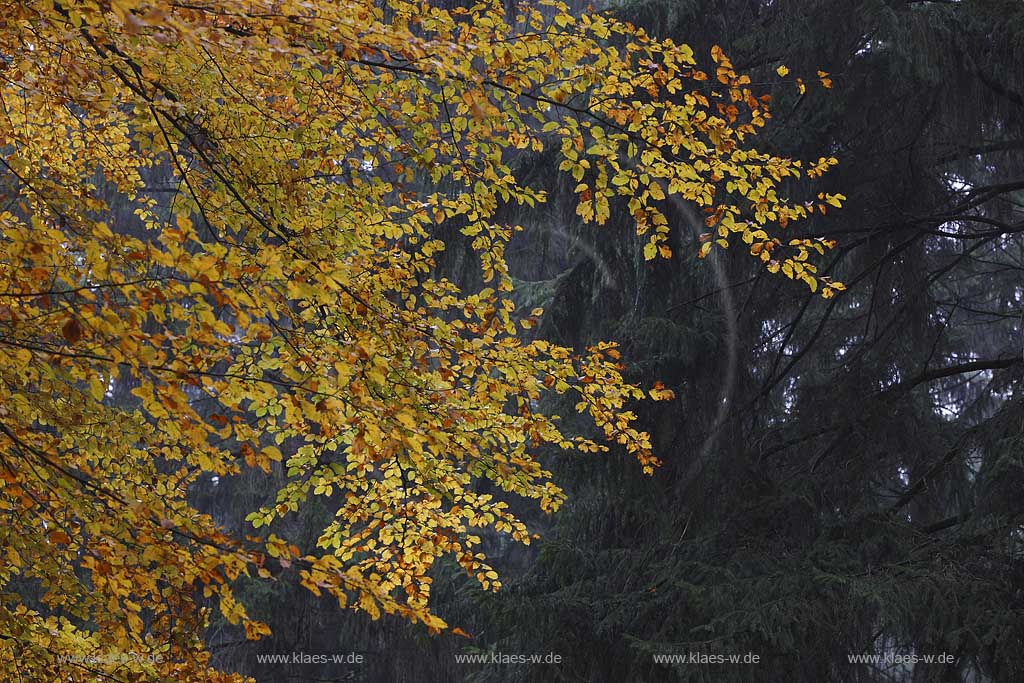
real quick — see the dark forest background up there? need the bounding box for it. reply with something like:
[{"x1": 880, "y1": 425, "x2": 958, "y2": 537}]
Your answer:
[{"x1": 191, "y1": 1, "x2": 1024, "y2": 680}]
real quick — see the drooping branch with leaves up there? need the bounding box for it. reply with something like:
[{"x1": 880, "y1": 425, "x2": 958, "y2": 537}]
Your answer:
[{"x1": 0, "y1": 0, "x2": 843, "y2": 679}]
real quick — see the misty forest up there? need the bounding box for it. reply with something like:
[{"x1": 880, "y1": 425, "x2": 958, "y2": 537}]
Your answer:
[{"x1": 2, "y1": 0, "x2": 1023, "y2": 681}]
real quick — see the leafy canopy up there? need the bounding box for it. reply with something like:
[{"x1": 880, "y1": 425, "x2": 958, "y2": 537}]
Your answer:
[{"x1": 0, "y1": 0, "x2": 841, "y2": 679}]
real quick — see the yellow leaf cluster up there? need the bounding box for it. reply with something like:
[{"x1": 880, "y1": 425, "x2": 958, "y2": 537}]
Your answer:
[{"x1": 0, "y1": 0, "x2": 845, "y2": 678}]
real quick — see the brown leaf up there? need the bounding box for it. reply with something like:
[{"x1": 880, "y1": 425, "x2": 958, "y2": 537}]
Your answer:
[
  {"x1": 61, "y1": 318, "x2": 82, "y2": 344},
  {"x1": 47, "y1": 529, "x2": 71, "y2": 545}
]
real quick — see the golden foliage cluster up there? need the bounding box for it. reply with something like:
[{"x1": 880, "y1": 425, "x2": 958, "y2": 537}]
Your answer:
[{"x1": 0, "y1": 0, "x2": 841, "y2": 678}]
